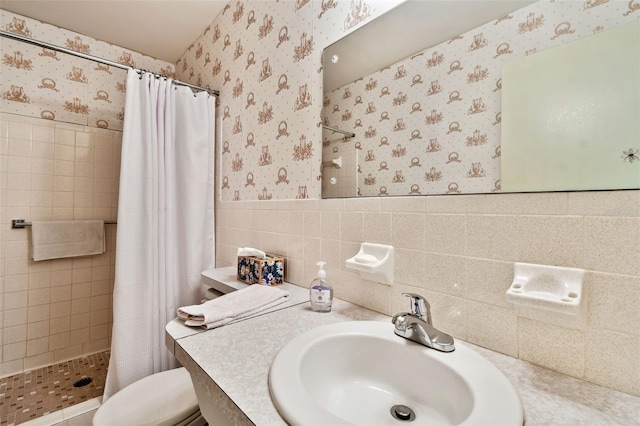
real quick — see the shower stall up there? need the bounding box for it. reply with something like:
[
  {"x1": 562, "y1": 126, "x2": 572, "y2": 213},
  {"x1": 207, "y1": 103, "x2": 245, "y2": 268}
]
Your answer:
[{"x1": 0, "y1": 10, "x2": 216, "y2": 424}]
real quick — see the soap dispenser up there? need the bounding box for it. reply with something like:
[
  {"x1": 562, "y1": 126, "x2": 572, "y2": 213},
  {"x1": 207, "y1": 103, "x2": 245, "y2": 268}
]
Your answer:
[{"x1": 310, "y1": 261, "x2": 333, "y2": 312}]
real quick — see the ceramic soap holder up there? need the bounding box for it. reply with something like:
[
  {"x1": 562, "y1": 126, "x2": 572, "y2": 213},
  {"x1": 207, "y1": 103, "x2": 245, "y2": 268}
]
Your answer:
[
  {"x1": 506, "y1": 262, "x2": 585, "y2": 315},
  {"x1": 345, "y1": 243, "x2": 394, "y2": 285}
]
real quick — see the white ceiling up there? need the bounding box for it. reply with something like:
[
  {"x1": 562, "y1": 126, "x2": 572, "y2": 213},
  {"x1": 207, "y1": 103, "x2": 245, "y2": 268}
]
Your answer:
[{"x1": 0, "y1": 0, "x2": 228, "y2": 63}]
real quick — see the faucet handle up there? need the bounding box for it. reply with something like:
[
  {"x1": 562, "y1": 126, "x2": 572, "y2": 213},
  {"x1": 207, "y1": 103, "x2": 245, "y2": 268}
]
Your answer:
[{"x1": 402, "y1": 293, "x2": 431, "y2": 324}]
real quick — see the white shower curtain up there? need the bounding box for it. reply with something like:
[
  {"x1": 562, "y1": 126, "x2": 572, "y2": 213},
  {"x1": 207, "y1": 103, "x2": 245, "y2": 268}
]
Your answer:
[{"x1": 104, "y1": 70, "x2": 215, "y2": 399}]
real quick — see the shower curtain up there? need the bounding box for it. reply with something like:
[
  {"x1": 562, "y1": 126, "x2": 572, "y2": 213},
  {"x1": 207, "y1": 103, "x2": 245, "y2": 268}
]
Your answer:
[{"x1": 104, "y1": 70, "x2": 216, "y2": 399}]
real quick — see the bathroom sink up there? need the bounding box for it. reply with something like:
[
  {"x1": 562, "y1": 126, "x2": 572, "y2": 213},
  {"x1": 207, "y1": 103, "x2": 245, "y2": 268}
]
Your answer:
[{"x1": 269, "y1": 321, "x2": 523, "y2": 425}]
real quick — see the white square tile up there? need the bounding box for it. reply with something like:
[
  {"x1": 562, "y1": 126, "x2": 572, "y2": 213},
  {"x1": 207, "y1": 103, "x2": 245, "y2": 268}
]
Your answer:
[
  {"x1": 518, "y1": 317, "x2": 585, "y2": 378},
  {"x1": 32, "y1": 125, "x2": 55, "y2": 144},
  {"x1": 392, "y1": 212, "x2": 424, "y2": 250},
  {"x1": 393, "y1": 248, "x2": 425, "y2": 287},
  {"x1": 464, "y1": 258, "x2": 513, "y2": 307},
  {"x1": 341, "y1": 211, "x2": 363, "y2": 243},
  {"x1": 54, "y1": 144, "x2": 75, "y2": 161},
  {"x1": 516, "y1": 215, "x2": 584, "y2": 268},
  {"x1": 466, "y1": 300, "x2": 518, "y2": 357},
  {"x1": 584, "y1": 216, "x2": 640, "y2": 275},
  {"x1": 424, "y1": 214, "x2": 466, "y2": 255},
  {"x1": 8, "y1": 122, "x2": 32, "y2": 140},
  {"x1": 584, "y1": 330, "x2": 640, "y2": 396},
  {"x1": 363, "y1": 212, "x2": 392, "y2": 245},
  {"x1": 422, "y1": 253, "x2": 464, "y2": 296},
  {"x1": 587, "y1": 272, "x2": 640, "y2": 336},
  {"x1": 466, "y1": 215, "x2": 519, "y2": 261}
]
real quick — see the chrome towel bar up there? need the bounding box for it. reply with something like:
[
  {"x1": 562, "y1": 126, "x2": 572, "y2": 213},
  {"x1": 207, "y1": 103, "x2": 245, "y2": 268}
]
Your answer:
[{"x1": 11, "y1": 219, "x2": 117, "y2": 229}]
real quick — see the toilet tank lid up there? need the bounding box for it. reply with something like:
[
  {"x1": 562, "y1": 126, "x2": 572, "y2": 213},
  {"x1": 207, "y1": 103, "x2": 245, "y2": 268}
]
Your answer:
[{"x1": 93, "y1": 367, "x2": 199, "y2": 426}]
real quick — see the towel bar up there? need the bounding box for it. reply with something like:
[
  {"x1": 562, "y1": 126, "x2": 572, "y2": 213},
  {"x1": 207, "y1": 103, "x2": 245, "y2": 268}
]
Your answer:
[
  {"x1": 322, "y1": 125, "x2": 355, "y2": 138},
  {"x1": 11, "y1": 219, "x2": 117, "y2": 229}
]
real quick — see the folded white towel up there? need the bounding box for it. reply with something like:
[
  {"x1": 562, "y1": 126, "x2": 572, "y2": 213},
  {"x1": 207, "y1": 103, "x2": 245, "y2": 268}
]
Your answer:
[
  {"x1": 32, "y1": 220, "x2": 105, "y2": 261},
  {"x1": 177, "y1": 285, "x2": 290, "y2": 329}
]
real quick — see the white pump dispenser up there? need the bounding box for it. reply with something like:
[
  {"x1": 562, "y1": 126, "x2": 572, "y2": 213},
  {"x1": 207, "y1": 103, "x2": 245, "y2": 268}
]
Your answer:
[{"x1": 309, "y1": 261, "x2": 332, "y2": 312}]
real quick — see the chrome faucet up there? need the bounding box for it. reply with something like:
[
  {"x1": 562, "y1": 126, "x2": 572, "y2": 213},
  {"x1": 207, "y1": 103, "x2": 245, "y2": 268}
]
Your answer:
[{"x1": 391, "y1": 293, "x2": 455, "y2": 352}]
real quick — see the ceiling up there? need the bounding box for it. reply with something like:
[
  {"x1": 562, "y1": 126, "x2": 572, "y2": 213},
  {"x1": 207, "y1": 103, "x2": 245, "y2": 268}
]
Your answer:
[{"x1": 0, "y1": 0, "x2": 228, "y2": 63}]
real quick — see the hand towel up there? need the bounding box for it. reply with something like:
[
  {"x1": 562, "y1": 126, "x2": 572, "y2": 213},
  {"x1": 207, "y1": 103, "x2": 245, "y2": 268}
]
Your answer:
[
  {"x1": 31, "y1": 220, "x2": 106, "y2": 261},
  {"x1": 177, "y1": 284, "x2": 290, "y2": 329}
]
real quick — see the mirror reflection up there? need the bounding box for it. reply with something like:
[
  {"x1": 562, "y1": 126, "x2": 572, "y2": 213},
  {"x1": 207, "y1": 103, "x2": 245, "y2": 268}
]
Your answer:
[
  {"x1": 502, "y1": 20, "x2": 640, "y2": 192},
  {"x1": 321, "y1": 0, "x2": 640, "y2": 198}
]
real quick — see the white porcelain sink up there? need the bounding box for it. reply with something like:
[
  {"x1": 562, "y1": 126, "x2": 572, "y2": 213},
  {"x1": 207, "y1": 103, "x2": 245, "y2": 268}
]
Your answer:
[{"x1": 269, "y1": 321, "x2": 523, "y2": 425}]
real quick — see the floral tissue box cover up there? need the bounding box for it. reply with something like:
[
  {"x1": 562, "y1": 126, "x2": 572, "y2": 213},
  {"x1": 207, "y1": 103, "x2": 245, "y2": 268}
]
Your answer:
[{"x1": 237, "y1": 255, "x2": 284, "y2": 285}]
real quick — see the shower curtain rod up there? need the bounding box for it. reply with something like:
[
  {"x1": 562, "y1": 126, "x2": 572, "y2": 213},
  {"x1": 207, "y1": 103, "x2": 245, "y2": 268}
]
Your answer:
[{"x1": 0, "y1": 30, "x2": 219, "y2": 97}]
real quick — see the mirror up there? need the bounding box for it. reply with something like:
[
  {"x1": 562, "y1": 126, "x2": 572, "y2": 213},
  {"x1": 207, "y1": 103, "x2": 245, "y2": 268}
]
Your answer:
[
  {"x1": 501, "y1": 20, "x2": 640, "y2": 192},
  {"x1": 321, "y1": 0, "x2": 639, "y2": 198}
]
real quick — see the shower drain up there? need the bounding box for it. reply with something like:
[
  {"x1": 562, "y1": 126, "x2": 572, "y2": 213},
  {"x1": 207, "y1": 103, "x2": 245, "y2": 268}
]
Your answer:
[
  {"x1": 390, "y1": 404, "x2": 416, "y2": 422},
  {"x1": 73, "y1": 377, "x2": 94, "y2": 388}
]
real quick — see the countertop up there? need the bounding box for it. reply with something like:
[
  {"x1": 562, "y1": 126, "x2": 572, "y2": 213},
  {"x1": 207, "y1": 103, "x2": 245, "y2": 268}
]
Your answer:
[
  {"x1": 165, "y1": 266, "x2": 310, "y2": 355},
  {"x1": 167, "y1": 269, "x2": 640, "y2": 425}
]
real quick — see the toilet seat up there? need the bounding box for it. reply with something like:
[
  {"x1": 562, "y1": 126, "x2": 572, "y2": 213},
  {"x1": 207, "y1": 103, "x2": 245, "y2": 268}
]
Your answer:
[{"x1": 93, "y1": 367, "x2": 201, "y2": 426}]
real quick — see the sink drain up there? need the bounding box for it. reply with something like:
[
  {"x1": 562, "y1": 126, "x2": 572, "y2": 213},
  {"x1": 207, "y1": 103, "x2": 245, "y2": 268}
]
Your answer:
[{"x1": 390, "y1": 404, "x2": 415, "y2": 422}]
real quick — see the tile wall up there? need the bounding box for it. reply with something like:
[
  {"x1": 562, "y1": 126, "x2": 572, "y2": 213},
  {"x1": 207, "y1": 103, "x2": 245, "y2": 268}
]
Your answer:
[
  {"x1": 215, "y1": 191, "x2": 640, "y2": 397},
  {"x1": 0, "y1": 113, "x2": 120, "y2": 377}
]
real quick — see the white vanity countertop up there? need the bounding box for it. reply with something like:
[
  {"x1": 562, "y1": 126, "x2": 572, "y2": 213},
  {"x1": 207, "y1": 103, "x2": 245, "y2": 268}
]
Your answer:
[
  {"x1": 170, "y1": 299, "x2": 640, "y2": 426},
  {"x1": 165, "y1": 266, "x2": 310, "y2": 354}
]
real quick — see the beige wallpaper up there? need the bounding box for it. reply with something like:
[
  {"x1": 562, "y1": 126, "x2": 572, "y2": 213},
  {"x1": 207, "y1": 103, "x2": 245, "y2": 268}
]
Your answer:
[
  {"x1": 0, "y1": 10, "x2": 174, "y2": 131},
  {"x1": 178, "y1": 0, "x2": 640, "y2": 201},
  {"x1": 176, "y1": 0, "x2": 402, "y2": 201}
]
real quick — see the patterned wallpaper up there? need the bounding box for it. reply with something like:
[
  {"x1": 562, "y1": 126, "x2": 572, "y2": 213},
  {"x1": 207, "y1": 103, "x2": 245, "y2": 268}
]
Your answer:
[
  {"x1": 324, "y1": 0, "x2": 639, "y2": 197},
  {"x1": 177, "y1": 0, "x2": 639, "y2": 201},
  {"x1": 176, "y1": 0, "x2": 402, "y2": 201},
  {"x1": 0, "y1": 10, "x2": 174, "y2": 131}
]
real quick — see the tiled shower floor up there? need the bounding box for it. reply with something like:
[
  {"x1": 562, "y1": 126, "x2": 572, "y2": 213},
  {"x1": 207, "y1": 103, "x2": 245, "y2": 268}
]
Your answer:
[{"x1": 0, "y1": 351, "x2": 109, "y2": 425}]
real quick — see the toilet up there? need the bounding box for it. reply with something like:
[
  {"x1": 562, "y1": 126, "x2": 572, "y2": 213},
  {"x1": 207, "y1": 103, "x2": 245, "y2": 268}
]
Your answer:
[
  {"x1": 94, "y1": 277, "x2": 224, "y2": 425},
  {"x1": 92, "y1": 367, "x2": 205, "y2": 426}
]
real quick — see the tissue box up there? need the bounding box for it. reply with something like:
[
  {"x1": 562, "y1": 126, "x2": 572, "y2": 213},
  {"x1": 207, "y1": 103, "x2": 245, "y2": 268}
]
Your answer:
[{"x1": 237, "y1": 254, "x2": 284, "y2": 286}]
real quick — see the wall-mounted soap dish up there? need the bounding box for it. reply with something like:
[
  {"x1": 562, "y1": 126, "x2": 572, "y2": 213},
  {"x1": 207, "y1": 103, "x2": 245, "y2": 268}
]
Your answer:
[
  {"x1": 506, "y1": 262, "x2": 585, "y2": 314},
  {"x1": 506, "y1": 262, "x2": 587, "y2": 329},
  {"x1": 345, "y1": 243, "x2": 394, "y2": 285}
]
